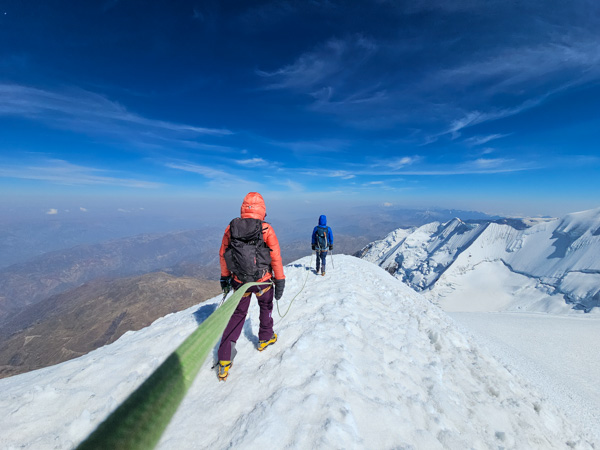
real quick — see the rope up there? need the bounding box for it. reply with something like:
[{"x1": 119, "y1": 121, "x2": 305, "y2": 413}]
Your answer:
[
  {"x1": 76, "y1": 281, "x2": 268, "y2": 450},
  {"x1": 274, "y1": 253, "x2": 313, "y2": 322}
]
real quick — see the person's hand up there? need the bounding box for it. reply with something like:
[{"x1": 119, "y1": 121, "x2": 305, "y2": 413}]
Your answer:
[
  {"x1": 274, "y1": 279, "x2": 285, "y2": 300},
  {"x1": 220, "y1": 276, "x2": 232, "y2": 295},
  {"x1": 329, "y1": 245, "x2": 333, "y2": 251},
  {"x1": 311, "y1": 245, "x2": 316, "y2": 251}
]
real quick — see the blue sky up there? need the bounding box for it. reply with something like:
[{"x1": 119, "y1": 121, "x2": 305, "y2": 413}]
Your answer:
[{"x1": 1, "y1": 0, "x2": 599, "y2": 219}]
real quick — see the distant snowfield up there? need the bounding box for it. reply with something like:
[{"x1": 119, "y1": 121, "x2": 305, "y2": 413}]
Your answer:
[
  {"x1": 0, "y1": 256, "x2": 597, "y2": 449},
  {"x1": 450, "y1": 312, "x2": 600, "y2": 443},
  {"x1": 426, "y1": 260, "x2": 577, "y2": 313},
  {"x1": 361, "y1": 207, "x2": 600, "y2": 314}
]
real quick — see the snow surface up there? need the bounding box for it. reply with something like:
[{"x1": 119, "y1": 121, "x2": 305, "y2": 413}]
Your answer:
[
  {"x1": 0, "y1": 255, "x2": 596, "y2": 449},
  {"x1": 449, "y1": 312, "x2": 600, "y2": 443},
  {"x1": 361, "y1": 208, "x2": 600, "y2": 313}
]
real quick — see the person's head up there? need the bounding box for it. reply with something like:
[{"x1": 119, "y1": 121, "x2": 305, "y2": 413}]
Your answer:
[
  {"x1": 318, "y1": 215, "x2": 327, "y2": 226},
  {"x1": 241, "y1": 192, "x2": 266, "y2": 220}
]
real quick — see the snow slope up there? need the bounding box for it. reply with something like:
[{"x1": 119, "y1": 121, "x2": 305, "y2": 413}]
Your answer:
[
  {"x1": 0, "y1": 256, "x2": 596, "y2": 449},
  {"x1": 449, "y1": 311, "x2": 600, "y2": 441},
  {"x1": 360, "y1": 208, "x2": 600, "y2": 313}
]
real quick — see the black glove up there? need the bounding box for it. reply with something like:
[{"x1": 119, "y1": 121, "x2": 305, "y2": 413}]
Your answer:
[
  {"x1": 311, "y1": 245, "x2": 316, "y2": 251},
  {"x1": 220, "y1": 276, "x2": 232, "y2": 295},
  {"x1": 274, "y1": 278, "x2": 285, "y2": 300},
  {"x1": 329, "y1": 245, "x2": 333, "y2": 251}
]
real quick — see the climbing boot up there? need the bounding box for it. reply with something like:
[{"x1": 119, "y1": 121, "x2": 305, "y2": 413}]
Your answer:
[
  {"x1": 217, "y1": 360, "x2": 232, "y2": 381},
  {"x1": 258, "y1": 333, "x2": 277, "y2": 352}
]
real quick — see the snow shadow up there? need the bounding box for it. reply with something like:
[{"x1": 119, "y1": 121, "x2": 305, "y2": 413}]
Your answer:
[
  {"x1": 243, "y1": 318, "x2": 259, "y2": 346},
  {"x1": 289, "y1": 263, "x2": 312, "y2": 271},
  {"x1": 548, "y1": 230, "x2": 575, "y2": 258},
  {"x1": 193, "y1": 303, "x2": 218, "y2": 325}
]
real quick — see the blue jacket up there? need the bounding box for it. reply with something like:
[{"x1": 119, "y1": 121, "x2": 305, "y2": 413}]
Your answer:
[{"x1": 312, "y1": 215, "x2": 334, "y2": 250}]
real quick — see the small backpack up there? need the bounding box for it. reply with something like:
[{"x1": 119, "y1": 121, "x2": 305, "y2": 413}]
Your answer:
[
  {"x1": 315, "y1": 226, "x2": 329, "y2": 250},
  {"x1": 224, "y1": 218, "x2": 272, "y2": 282}
]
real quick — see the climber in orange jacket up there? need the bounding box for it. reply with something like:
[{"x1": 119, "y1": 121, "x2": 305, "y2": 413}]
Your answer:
[{"x1": 217, "y1": 192, "x2": 285, "y2": 380}]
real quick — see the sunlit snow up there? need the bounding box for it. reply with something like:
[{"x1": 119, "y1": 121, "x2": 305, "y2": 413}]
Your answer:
[{"x1": 0, "y1": 256, "x2": 596, "y2": 449}]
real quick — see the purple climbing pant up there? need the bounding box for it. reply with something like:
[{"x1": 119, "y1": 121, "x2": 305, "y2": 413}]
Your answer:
[{"x1": 217, "y1": 281, "x2": 274, "y2": 361}]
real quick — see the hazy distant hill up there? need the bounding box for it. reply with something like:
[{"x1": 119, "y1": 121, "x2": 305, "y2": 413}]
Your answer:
[
  {"x1": 0, "y1": 229, "x2": 222, "y2": 322},
  {"x1": 0, "y1": 272, "x2": 220, "y2": 379},
  {"x1": 0, "y1": 208, "x2": 497, "y2": 324}
]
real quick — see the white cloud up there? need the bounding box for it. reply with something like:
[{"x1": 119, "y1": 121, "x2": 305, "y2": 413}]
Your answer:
[
  {"x1": 80, "y1": 207, "x2": 88, "y2": 212},
  {"x1": 166, "y1": 162, "x2": 232, "y2": 180},
  {"x1": 0, "y1": 84, "x2": 233, "y2": 149},
  {"x1": 46, "y1": 208, "x2": 58, "y2": 215},
  {"x1": 471, "y1": 158, "x2": 510, "y2": 169},
  {"x1": 165, "y1": 161, "x2": 254, "y2": 188},
  {"x1": 387, "y1": 156, "x2": 420, "y2": 170},
  {"x1": 327, "y1": 170, "x2": 356, "y2": 180},
  {"x1": 0, "y1": 159, "x2": 162, "y2": 188},
  {"x1": 236, "y1": 158, "x2": 269, "y2": 167},
  {"x1": 445, "y1": 98, "x2": 545, "y2": 137},
  {"x1": 272, "y1": 138, "x2": 349, "y2": 154},
  {"x1": 395, "y1": 157, "x2": 538, "y2": 175},
  {"x1": 282, "y1": 179, "x2": 304, "y2": 192},
  {"x1": 257, "y1": 35, "x2": 377, "y2": 91},
  {"x1": 438, "y1": 39, "x2": 600, "y2": 94},
  {"x1": 463, "y1": 134, "x2": 509, "y2": 146}
]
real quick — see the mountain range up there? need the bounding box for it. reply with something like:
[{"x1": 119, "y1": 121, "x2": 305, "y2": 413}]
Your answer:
[
  {"x1": 0, "y1": 272, "x2": 220, "y2": 379},
  {"x1": 359, "y1": 208, "x2": 600, "y2": 313}
]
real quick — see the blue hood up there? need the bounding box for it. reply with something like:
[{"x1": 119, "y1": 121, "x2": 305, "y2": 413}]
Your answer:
[{"x1": 318, "y1": 215, "x2": 327, "y2": 226}]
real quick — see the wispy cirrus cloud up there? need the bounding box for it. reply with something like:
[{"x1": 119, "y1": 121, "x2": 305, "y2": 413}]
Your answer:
[
  {"x1": 235, "y1": 158, "x2": 269, "y2": 167},
  {"x1": 463, "y1": 134, "x2": 510, "y2": 146},
  {"x1": 257, "y1": 35, "x2": 377, "y2": 91},
  {"x1": 256, "y1": 14, "x2": 600, "y2": 142},
  {"x1": 327, "y1": 170, "x2": 356, "y2": 180},
  {"x1": 385, "y1": 156, "x2": 421, "y2": 170},
  {"x1": 0, "y1": 158, "x2": 162, "y2": 188},
  {"x1": 422, "y1": 35, "x2": 600, "y2": 137},
  {"x1": 394, "y1": 157, "x2": 540, "y2": 175},
  {"x1": 300, "y1": 155, "x2": 538, "y2": 178},
  {"x1": 272, "y1": 138, "x2": 350, "y2": 154},
  {"x1": 299, "y1": 169, "x2": 356, "y2": 179},
  {"x1": 436, "y1": 39, "x2": 600, "y2": 95},
  {"x1": 0, "y1": 83, "x2": 233, "y2": 148},
  {"x1": 165, "y1": 161, "x2": 256, "y2": 188}
]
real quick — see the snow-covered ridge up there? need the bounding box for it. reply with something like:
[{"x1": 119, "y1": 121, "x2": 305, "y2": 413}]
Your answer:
[
  {"x1": 359, "y1": 207, "x2": 600, "y2": 313},
  {"x1": 0, "y1": 256, "x2": 595, "y2": 448}
]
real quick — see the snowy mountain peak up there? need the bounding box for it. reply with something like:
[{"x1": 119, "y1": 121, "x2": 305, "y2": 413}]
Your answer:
[
  {"x1": 0, "y1": 255, "x2": 595, "y2": 448},
  {"x1": 360, "y1": 208, "x2": 600, "y2": 313},
  {"x1": 555, "y1": 207, "x2": 600, "y2": 241}
]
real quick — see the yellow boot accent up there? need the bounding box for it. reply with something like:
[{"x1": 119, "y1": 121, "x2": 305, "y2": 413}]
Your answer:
[
  {"x1": 258, "y1": 333, "x2": 278, "y2": 352},
  {"x1": 218, "y1": 360, "x2": 232, "y2": 381}
]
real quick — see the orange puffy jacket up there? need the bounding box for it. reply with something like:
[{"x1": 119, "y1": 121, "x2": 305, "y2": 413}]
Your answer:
[{"x1": 219, "y1": 192, "x2": 285, "y2": 283}]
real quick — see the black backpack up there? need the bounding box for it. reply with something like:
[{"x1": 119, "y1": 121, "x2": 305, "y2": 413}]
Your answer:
[
  {"x1": 224, "y1": 218, "x2": 272, "y2": 282},
  {"x1": 315, "y1": 226, "x2": 329, "y2": 250}
]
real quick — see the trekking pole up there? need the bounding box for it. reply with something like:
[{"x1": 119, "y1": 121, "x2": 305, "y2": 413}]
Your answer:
[{"x1": 330, "y1": 248, "x2": 335, "y2": 269}]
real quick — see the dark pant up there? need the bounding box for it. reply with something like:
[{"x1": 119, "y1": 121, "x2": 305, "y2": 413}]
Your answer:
[
  {"x1": 316, "y1": 250, "x2": 327, "y2": 272},
  {"x1": 217, "y1": 281, "x2": 274, "y2": 361}
]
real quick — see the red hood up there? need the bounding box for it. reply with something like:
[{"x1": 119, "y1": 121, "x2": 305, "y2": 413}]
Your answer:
[{"x1": 240, "y1": 192, "x2": 266, "y2": 220}]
